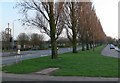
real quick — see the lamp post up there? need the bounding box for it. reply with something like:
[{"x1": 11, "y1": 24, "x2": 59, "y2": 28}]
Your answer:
[
  {"x1": 12, "y1": 21, "x2": 15, "y2": 49},
  {"x1": 12, "y1": 20, "x2": 17, "y2": 49}
]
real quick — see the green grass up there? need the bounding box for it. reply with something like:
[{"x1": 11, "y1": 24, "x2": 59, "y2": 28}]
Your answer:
[
  {"x1": 3, "y1": 46, "x2": 119, "y2": 77},
  {"x1": 2, "y1": 49, "x2": 17, "y2": 52},
  {"x1": 0, "y1": 66, "x2": 2, "y2": 71}
]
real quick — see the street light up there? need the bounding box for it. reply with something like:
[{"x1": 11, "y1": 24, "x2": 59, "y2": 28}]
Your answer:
[
  {"x1": 12, "y1": 20, "x2": 18, "y2": 49},
  {"x1": 12, "y1": 20, "x2": 15, "y2": 49}
]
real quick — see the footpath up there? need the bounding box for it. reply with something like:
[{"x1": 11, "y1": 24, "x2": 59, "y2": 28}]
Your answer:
[{"x1": 2, "y1": 72, "x2": 119, "y2": 82}]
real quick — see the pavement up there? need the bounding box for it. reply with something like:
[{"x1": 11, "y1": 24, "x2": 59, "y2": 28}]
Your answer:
[
  {"x1": 35, "y1": 68, "x2": 59, "y2": 75},
  {"x1": 2, "y1": 72, "x2": 119, "y2": 82}
]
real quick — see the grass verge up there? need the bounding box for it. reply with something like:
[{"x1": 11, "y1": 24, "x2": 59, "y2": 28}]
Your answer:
[{"x1": 3, "y1": 45, "x2": 119, "y2": 77}]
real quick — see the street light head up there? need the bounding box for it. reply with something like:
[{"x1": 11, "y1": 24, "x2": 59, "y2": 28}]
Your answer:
[{"x1": 8, "y1": 23, "x2": 10, "y2": 28}]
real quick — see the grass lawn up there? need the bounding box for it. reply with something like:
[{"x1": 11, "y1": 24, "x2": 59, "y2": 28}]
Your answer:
[
  {"x1": 3, "y1": 45, "x2": 119, "y2": 77},
  {"x1": 2, "y1": 49, "x2": 17, "y2": 52}
]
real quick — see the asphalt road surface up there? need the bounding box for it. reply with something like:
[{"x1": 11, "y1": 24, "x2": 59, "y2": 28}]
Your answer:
[
  {"x1": 1, "y1": 47, "x2": 81, "y2": 65},
  {"x1": 101, "y1": 44, "x2": 120, "y2": 58}
]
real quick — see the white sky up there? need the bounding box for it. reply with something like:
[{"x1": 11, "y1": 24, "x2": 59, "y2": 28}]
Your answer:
[
  {"x1": 0, "y1": 0, "x2": 119, "y2": 40},
  {"x1": 93, "y1": 0, "x2": 119, "y2": 39}
]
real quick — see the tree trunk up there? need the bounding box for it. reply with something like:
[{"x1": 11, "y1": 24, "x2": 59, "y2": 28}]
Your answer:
[
  {"x1": 86, "y1": 43, "x2": 89, "y2": 50},
  {"x1": 82, "y1": 42, "x2": 85, "y2": 51},
  {"x1": 51, "y1": 37, "x2": 57, "y2": 59},
  {"x1": 72, "y1": 2, "x2": 77, "y2": 53},
  {"x1": 72, "y1": 27, "x2": 77, "y2": 53},
  {"x1": 92, "y1": 42, "x2": 94, "y2": 51},
  {"x1": 86, "y1": 36, "x2": 89, "y2": 50},
  {"x1": 73, "y1": 35, "x2": 77, "y2": 53},
  {"x1": 92, "y1": 36, "x2": 95, "y2": 51},
  {"x1": 90, "y1": 42, "x2": 92, "y2": 49},
  {"x1": 49, "y1": 2, "x2": 57, "y2": 59}
]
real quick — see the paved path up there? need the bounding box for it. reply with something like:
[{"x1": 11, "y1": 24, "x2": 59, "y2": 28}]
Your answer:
[
  {"x1": 101, "y1": 45, "x2": 120, "y2": 58},
  {"x1": 2, "y1": 72, "x2": 119, "y2": 82}
]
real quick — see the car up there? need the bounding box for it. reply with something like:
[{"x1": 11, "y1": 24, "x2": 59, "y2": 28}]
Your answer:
[{"x1": 109, "y1": 44, "x2": 115, "y2": 49}]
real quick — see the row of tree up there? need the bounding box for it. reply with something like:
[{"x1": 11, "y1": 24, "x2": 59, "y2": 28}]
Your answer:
[
  {"x1": 1, "y1": 31, "x2": 44, "y2": 50},
  {"x1": 17, "y1": 33, "x2": 72, "y2": 49},
  {"x1": 17, "y1": 33, "x2": 44, "y2": 49},
  {"x1": 16, "y1": 1, "x2": 106, "y2": 59},
  {"x1": 64, "y1": 2, "x2": 106, "y2": 52}
]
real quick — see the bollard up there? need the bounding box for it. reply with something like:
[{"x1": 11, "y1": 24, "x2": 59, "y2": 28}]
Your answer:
[
  {"x1": 57, "y1": 47, "x2": 58, "y2": 50},
  {"x1": 57, "y1": 47, "x2": 58, "y2": 54},
  {"x1": 17, "y1": 49, "x2": 20, "y2": 54}
]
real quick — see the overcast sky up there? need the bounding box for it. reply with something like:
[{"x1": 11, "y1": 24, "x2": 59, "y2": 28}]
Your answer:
[
  {"x1": 93, "y1": 0, "x2": 119, "y2": 39},
  {"x1": 0, "y1": 0, "x2": 119, "y2": 40}
]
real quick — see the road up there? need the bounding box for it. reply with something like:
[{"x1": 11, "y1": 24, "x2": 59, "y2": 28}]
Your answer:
[
  {"x1": 1, "y1": 47, "x2": 81, "y2": 65},
  {"x1": 101, "y1": 44, "x2": 120, "y2": 58}
]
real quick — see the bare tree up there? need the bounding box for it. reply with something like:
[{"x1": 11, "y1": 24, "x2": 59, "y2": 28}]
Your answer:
[
  {"x1": 64, "y1": 2, "x2": 79, "y2": 53},
  {"x1": 57, "y1": 37, "x2": 71, "y2": 47},
  {"x1": 77, "y1": 2, "x2": 88, "y2": 51},
  {"x1": 30, "y1": 33, "x2": 44, "y2": 48},
  {"x1": 17, "y1": 0, "x2": 65, "y2": 59},
  {"x1": 17, "y1": 33, "x2": 30, "y2": 49},
  {"x1": 77, "y1": 2, "x2": 106, "y2": 51}
]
